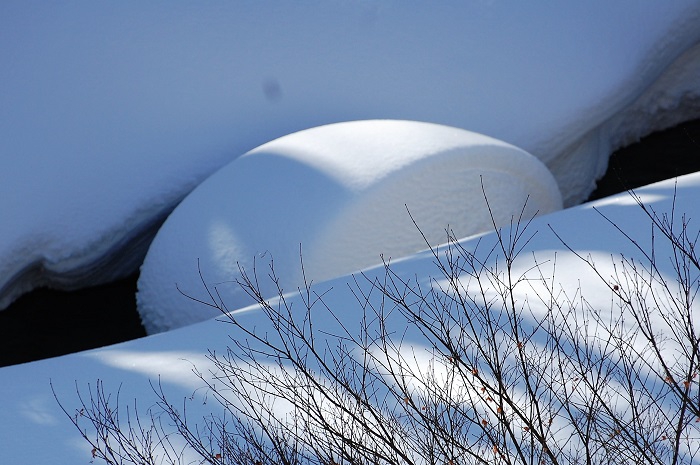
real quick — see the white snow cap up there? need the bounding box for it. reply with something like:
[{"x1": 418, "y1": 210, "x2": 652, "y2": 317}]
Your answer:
[
  {"x1": 2, "y1": 2, "x2": 700, "y2": 311},
  {"x1": 137, "y1": 120, "x2": 562, "y2": 333}
]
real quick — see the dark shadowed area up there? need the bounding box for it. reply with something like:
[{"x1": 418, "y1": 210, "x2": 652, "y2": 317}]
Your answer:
[
  {"x1": 0, "y1": 117, "x2": 698, "y2": 367},
  {"x1": 0, "y1": 275, "x2": 144, "y2": 366},
  {"x1": 587, "y1": 118, "x2": 700, "y2": 200}
]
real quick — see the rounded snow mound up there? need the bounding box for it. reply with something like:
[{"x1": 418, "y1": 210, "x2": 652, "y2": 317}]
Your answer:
[{"x1": 137, "y1": 120, "x2": 562, "y2": 333}]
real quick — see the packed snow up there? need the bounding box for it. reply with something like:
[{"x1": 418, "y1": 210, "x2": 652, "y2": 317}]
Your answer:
[
  {"x1": 1, "y1": 173, "x2": 699, "y2": 462},
  {"x1": 2, "y1": 2, "x2": 700, "y2": 311},
  {"x1": 137, "y1": 120, "x2": 562, "y2": 334},
  {"x1": 3, "y1": 2, "x2": 700, "y2": 462}
]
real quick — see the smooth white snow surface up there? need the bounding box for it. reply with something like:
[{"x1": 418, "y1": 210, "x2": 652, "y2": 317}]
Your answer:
[
  {"x1": 137, "y1": 120, "x2": 562, "y2": 334},
  {"x1": 2, "y1": 2, "x2": 700, "y2": 310},
  {"x1": 1, "y1": 173, "x2": 699, "y2": 463}
]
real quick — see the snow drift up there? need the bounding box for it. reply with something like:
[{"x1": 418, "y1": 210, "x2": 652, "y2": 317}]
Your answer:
[
  {"x1": 1, "y1": 172, "x2": 699, "y2": 463},
  {"x1": 137, "y1": 120, "x2": 562, "y2": 333},
  {"x1": 2, "y1": 2, "x2": 700, "y2": 311}
]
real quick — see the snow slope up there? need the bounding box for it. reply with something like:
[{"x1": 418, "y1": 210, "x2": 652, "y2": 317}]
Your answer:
[
  {"x1": 137, "y1": 120, "x2": 562, "y2": 334},
  {"x1": 0, "y1": 173, "x2": 698, "y2": 463},
  {"x1": 2, "y1": 2, "x2": 700, "y2": 310}
]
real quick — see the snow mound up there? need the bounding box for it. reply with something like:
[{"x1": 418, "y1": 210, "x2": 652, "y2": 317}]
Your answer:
[
  {"x1": 137, "y1": 120, "x2": 562, "y2": 333},
  {"x1": 2, "y1": 172, "x2": 700, "y2": 463},
  {"x1": 2, "y1": 3, "x2": 700, "y2": 311}
]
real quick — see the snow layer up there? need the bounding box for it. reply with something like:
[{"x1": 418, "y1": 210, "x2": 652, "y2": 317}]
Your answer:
[
  {"x1": 137, "y1": 120, "x2": 562, "y2": 334},
  {"x1": 1, "y1": 172, "x2": 698, "y2": 463},
  {"x1": 2, "y1": 2, "x2": 700, "y2": 310}
]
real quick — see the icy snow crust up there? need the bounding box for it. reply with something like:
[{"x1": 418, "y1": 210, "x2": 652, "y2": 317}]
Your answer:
[
  {"x1": 2, "y1": 2, "x2": 700, "y2": 309},
  {"x1": 137, "y1": 120, "x2": 562, "y2": 333},
  {"x1": 1, "y1": 174, "x2": 699, "y2": 463}
]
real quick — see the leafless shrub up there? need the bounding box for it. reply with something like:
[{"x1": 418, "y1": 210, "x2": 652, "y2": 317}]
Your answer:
[{"x1": 54, "y1": 187, "x2": 700, "y2": 465}]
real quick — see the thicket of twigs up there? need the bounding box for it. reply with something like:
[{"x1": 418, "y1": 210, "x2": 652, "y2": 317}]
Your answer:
[{"x1": 54, "y1": 190, "x2": 700, "y2": 465}]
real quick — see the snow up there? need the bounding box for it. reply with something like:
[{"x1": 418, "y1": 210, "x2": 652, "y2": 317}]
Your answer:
[
  {"x1": 1, "y1": 173, "x2": 699, "y2": 463},
  {"x1": 2, "y1": 1, "x2": 700, "y2": 462},
  {"x1": 2, "y1": 2, "x2": 700, "y2": 310},
  {"x1": 137, "y1": 120, "x2": 562, "y2": 334}
]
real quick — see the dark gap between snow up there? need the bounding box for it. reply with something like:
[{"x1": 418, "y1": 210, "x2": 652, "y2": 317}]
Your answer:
[
  {"x1": 0, "y1": 274, "x2": 144, "y2": 367},
  {"x1": 587, "y1": 118, "x2": 700, "y2": 201},
  {"x1": 0, "y1": 117, "x2": 699, "y2": 367}
]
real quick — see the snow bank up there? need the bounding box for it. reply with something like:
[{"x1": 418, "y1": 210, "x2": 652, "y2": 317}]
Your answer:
[
  {"x1": 2, "y1": 172, "x2": 699, "y2": 463},
  {"x1": 2, "y1": 2, "x2": 700, "y2": 311},
  {"x1": 136, "y1": 120, "x2": 562, "y2": 333}
]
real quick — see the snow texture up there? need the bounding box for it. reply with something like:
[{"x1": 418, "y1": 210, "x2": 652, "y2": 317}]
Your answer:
[
  {"x1": 1, "y1": 172, "x2": 699, "y2": 463},
  {"x1": 3, "y1": 2, "x2": 700, "y2": 458},
  {"x1": 137, "y1": 120, "x2": 562, "y2": 333},
  {"x1": 2, "y1": 2, "x2": 700, "y2": 310}
]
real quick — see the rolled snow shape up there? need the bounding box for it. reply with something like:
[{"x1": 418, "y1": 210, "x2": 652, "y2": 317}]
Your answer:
[{"x1": 137, "y1": 120, "x2": 562, "y2": 333}]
